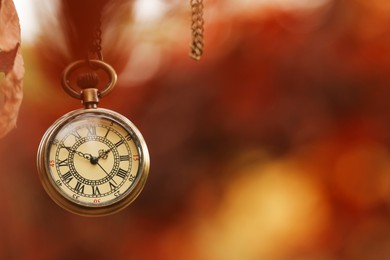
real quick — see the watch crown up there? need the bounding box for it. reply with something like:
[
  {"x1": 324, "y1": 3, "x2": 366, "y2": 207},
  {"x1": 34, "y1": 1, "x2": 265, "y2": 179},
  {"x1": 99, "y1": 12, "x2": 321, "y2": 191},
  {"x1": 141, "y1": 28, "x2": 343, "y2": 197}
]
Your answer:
[{"x1": 81, "y1": 88, "x2": 99, "y2": 109}]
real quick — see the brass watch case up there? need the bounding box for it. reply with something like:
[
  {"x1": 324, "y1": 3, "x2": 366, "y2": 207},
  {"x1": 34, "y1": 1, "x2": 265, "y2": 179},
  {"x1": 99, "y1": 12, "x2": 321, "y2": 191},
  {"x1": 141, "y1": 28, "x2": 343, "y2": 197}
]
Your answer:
[{"x1": 37, "y1": 108, "x2": 150, "y2": 217}]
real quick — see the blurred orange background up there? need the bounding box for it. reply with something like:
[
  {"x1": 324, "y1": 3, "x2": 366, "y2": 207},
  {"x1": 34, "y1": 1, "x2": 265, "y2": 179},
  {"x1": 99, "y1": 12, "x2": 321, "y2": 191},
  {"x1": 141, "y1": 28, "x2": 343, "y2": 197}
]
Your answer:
[{"x1": 2, "y1": 0, "x2": 390, "y2": 259}]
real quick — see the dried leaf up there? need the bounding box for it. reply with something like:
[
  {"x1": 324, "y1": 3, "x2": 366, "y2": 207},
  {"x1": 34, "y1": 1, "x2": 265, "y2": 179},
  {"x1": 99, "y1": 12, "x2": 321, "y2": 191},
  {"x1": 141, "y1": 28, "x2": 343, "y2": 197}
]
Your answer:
[{"x1": 0, "y1": 0, "x2": 23, "y2": 138}]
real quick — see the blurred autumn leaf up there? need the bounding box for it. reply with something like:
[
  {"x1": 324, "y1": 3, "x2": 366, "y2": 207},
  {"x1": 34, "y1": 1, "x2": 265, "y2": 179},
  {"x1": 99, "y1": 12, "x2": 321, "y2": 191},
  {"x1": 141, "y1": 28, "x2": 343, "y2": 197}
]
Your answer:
[{"x1": 0, "y1": 0, "x2": 23, "y2": 138}]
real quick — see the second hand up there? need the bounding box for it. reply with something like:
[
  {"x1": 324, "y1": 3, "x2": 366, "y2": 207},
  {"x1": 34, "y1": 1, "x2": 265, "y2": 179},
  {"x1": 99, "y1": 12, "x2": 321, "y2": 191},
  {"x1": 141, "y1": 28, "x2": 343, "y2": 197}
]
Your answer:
[{"x1": 96, "y1": 161, "x2": 118, "y2": 185}]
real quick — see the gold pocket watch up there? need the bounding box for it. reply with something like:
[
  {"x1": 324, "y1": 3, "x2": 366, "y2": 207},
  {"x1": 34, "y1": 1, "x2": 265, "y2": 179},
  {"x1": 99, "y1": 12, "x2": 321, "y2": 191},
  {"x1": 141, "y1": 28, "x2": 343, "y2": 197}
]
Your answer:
[{"x1": 37, "y1": 60, "x2": 150, "y2": 216}]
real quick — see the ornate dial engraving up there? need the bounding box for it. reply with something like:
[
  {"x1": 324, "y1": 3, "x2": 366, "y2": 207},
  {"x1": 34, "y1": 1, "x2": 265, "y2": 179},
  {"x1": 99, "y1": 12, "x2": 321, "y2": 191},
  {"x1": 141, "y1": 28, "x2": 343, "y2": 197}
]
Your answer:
[{"x1": 50, "y1": 116, "x2": 138, "y2": 206}]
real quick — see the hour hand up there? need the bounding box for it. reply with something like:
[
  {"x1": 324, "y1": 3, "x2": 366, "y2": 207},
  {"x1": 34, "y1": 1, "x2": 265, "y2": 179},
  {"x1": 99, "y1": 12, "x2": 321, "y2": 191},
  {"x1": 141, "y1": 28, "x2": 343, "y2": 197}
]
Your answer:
[{"x1": 61, "y1": 145, "x2": 93, "y2": 161}]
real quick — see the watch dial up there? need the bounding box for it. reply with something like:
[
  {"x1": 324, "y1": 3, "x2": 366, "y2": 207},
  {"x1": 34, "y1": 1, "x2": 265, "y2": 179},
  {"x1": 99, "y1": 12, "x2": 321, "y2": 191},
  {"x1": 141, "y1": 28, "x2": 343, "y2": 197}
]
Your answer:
[{"x1": 40, "y1": 110, "x2": 148, "y2": 211}]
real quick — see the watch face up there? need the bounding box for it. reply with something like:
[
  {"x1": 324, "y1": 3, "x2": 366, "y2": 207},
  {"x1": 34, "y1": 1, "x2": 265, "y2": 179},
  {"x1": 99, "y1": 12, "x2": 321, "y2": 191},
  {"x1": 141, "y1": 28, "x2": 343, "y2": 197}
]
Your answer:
[{"x1": 37, "y1": 108, "x2": 150, "y2": 216}]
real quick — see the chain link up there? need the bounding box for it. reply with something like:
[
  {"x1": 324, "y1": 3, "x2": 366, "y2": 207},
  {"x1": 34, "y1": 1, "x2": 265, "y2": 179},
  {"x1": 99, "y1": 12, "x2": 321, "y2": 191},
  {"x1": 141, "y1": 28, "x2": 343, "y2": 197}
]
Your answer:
[
  {"x1": 190, "y1": 0, "x2": 204, "y2": 60},
  {"x1": 86, "y1": 4, "x2": 204, "y2": 61},
  {"x1": 88, "y1": 20, "x2": 103, "y2": 61}
]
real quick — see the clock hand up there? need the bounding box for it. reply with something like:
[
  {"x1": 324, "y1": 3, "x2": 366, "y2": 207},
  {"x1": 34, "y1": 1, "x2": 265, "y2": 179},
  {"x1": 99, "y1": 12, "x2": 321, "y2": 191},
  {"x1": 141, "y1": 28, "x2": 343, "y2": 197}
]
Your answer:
[
  {"x1": 95, "y1": 159, "x2": 118, "y2": 185},
  {"x1": 61, "y1": 145, "x2": 94, "y2": 161},
  {"x1": 85, "y1": 149, "x2": 111, "y2": 165},
  {"x1": 97, "y1": 147, "x2": 114, "y2": 160},
  {"x1": 96, "y1": 161, "x2": 110, "y2": 176}
]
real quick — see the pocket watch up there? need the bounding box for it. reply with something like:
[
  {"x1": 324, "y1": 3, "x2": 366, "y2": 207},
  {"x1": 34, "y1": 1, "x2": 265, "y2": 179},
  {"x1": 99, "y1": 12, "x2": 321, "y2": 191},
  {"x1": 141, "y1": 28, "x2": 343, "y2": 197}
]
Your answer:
[{"x1": 37, "y1": 60, "x2": 150, "y2": 216}]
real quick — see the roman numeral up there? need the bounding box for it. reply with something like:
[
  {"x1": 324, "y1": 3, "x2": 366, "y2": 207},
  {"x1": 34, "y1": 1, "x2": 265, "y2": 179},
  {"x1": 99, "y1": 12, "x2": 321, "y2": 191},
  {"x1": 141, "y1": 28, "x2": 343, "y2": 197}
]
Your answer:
[
  {"x1": 117, "y1": 168, "x2": 127, "y2": 179},
  {"x1": 75, "y1": 182, "x2": 85, "y2": 194},
  {"x1": 62, "y1": 171, "x2": 73, "y2": 183},
  {"x1": 115, "y1": 139, "x2": 124, "y2": 147},
  {"x1": 86, "y1": 125, "x2": 96, "y2": 136},
  {"x1": 71, "y1": 130, "x2": 81, "y2": 141},
  {"x1": 58, "y1": 158, "x2": 68, "y2": 167},
  {"x1": 91, "y1": 185, "x2": 101, "y2": 196},
  {"x1": 104, "y1": 128, "x2": 111, "y2": 139},
  {"x1": 119, "y1": 155, "x2": 130, "y2": 161},
  {"x1": 109, "y1": 181, "x2": 117, "y2": 191}
]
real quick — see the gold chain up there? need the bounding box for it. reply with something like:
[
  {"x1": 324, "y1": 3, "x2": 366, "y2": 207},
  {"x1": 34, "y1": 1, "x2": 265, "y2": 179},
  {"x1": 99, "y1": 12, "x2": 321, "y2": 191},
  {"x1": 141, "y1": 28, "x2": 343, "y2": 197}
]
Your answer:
[
  {"x1": 88, "y1": 20, "x2": 103, "y2": 61},
  {"x1": 190, "y1": 0, "x2": 204, "y2": 60}
]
